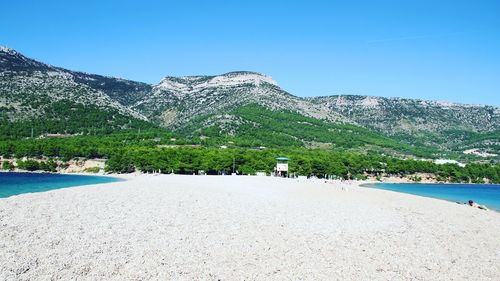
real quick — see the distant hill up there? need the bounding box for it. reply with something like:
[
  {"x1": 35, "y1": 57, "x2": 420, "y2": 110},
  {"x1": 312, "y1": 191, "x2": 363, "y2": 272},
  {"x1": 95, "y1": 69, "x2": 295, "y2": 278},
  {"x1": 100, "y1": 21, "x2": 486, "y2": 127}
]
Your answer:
[
  {"x1": 0, "y1": 46, "x2": 153, "y2": 137},
  {"x1": 1, "y1": 46, "x2": 498, "y2": 160},
  {"x1": 309, "y1": 95, "x2": 499, "y2": 156}
]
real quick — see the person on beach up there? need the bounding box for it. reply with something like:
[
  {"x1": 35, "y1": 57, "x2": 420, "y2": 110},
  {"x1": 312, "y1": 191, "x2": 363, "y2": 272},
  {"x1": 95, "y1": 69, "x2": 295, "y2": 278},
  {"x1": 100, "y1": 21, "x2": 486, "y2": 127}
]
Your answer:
[{"x1": 468, "y1": 200, "x2": 487, "y2": 210}]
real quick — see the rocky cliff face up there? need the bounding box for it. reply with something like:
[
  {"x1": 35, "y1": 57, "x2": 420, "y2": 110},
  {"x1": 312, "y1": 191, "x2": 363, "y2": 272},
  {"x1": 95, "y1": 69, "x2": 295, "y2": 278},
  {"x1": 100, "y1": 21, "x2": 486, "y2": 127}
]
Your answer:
[
  {"x1": 137, "y1": 71, "x2": 345, "y2": 128},
  {"x1": 310, "y1": 95, "x2": 499, "y2": 135}
]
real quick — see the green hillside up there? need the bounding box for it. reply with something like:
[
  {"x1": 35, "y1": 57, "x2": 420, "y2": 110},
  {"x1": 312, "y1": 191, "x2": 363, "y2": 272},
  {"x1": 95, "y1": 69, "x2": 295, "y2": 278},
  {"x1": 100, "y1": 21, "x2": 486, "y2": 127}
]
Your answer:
[
  {"x1": 0, "y1": 100, "x2": 156, "y2": 140},
  {"x1": 177, "y1": 104, "x2": 441, "y2": 158}
]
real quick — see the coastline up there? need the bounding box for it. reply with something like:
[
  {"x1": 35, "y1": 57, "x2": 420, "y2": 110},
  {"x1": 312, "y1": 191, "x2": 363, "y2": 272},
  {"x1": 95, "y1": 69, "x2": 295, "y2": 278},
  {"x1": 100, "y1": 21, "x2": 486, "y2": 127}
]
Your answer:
[
  {"x1": 363, "y1": 182, "x2": 500, "y2": 212},
  {"x1": 0, "y1": 157, "x2": 106, "y2": 174},
  {"x1": 1, "y1": 174, "x2": 499, "y2": 280},
  {"x1": 0, "y1": 172, "x2": 125, "y2": 199},
  {"x1": 0, "y1": 169, "x2": 124, "y2": 179},
  {"x1": 3, "y1": 168, "x2": 497, "y2": 184},
  {"x1": 4, "y1": 171, "x2": 497, "y2": 211}
]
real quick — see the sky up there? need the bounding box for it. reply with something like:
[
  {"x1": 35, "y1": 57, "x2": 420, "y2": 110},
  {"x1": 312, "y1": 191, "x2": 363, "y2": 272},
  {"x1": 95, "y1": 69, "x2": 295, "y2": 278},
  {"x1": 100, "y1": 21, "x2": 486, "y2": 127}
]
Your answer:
[{"x1": 1, "y1": 0, "x2": 499, "y2": 106}]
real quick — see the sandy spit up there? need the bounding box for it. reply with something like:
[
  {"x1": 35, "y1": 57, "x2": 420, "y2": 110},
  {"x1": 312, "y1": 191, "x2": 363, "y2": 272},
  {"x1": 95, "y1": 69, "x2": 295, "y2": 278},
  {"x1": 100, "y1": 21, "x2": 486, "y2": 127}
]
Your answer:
[{"x1": 1, "y1": 175, "x2": 499, "y2": 280}]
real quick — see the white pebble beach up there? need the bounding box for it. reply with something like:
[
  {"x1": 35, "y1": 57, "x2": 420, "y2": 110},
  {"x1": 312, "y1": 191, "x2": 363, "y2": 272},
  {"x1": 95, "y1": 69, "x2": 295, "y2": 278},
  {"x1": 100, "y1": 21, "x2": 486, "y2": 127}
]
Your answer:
[{"x1": 1, "y1": 174, "x2": 499, "y2": 280}]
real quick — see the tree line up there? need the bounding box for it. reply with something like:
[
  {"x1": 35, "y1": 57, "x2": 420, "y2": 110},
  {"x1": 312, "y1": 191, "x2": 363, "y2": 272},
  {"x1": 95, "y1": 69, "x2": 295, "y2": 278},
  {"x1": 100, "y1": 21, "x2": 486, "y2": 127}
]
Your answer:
[
  {"x1": 0, "y1": 128, "x2": 498, "y2": 183},
  {"x1": 3, "y1": 143, "x2": 498, "y2": 183}
]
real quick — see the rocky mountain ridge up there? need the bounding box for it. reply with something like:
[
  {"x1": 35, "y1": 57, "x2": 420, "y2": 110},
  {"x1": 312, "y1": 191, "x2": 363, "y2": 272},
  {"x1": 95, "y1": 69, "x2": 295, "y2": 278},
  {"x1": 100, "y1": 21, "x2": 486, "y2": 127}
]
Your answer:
[
  {"x1": 1, "y1": 46, "x2": 498, "y2": 157},
  {"x1": 141, "y1": 71, "x2": 346, "y2": 128},
  {"x1": 0, "y1": 46, "x2": 148, "y2": 121},
  {"x1": 310, "y1": 95, "x2": 499, "y2": 134}
]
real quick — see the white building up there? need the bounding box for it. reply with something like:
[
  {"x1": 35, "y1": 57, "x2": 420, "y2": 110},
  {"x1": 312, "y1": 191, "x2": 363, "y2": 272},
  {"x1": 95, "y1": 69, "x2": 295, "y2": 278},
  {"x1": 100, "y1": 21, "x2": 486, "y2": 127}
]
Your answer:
[{"x1": 275, "y1": 157, "x2": 289, "y2": 177}]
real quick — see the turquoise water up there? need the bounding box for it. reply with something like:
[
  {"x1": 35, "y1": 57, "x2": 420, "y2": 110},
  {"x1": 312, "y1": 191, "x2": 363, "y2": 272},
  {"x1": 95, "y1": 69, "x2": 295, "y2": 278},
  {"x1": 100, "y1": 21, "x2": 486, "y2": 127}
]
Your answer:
[
  {"x1": 368, "y1": 183, "x2": 500, "y2": 211},
  {"x1": 0, "y1": 172, "x2": 122, "y2": 198}
]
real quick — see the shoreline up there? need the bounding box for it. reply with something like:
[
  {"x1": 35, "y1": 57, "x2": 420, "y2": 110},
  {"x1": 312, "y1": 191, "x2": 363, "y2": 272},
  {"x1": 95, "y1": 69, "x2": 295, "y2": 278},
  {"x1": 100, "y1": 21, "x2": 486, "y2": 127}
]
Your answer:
[
  {"x1": 3, "y1": 173, "x2": 497, "y2": 214},
  {"x1": 2, "y1": 169, "x2": 499, "y2": 185},
  {"x1": 3, "y1": 171, "x2": 499, "y2": 211},
  {"x1": 362, "y1": 182, "x2": 500, "y2": 212},
  {"x1": 360, "y1": 181, "x2": 500, "y2": 186},
  {"x1": 0, "y1": 169, "x2": 123, "y2": 179}
]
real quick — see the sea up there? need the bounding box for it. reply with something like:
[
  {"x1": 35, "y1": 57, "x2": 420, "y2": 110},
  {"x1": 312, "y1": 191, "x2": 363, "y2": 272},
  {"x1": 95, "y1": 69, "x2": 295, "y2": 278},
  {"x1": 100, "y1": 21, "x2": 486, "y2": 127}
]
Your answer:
[
  {"x1": 368, "y1": 183, "x2": 500, "y2": 211},
  {"x1": 0, "y1": 172, "x2": 122, "y2": 198}
]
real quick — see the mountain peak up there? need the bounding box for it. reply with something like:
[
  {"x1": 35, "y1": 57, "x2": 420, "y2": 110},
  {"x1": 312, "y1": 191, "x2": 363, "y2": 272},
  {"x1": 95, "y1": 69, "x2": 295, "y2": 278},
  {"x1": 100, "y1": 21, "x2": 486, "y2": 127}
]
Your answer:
[
  {"x1": 0, "y1": 46, "x2": 51, "y2": 72},
  {"x1": 156, "y1": 71, "x2": 278, "y2": 93},
  {"x1": 0, "y1": 46, "x2": 17, "y2": 55},
  {"x1": 212, "y1": 71, "x2": 278, "y2": 87},
  {"x1": 219, "y1": 71, "x2": 278, "y2": 85}
]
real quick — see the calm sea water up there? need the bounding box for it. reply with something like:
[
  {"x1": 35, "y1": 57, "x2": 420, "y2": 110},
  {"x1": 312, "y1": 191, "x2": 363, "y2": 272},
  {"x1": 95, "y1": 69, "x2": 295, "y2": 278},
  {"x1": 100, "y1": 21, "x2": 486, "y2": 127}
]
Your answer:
[
  {"x1": 368, "y1": 183, "x2": 500, "y2": 211},
  {"x1": 0, "y1": 172, "x2": 122, "y2": 198}
]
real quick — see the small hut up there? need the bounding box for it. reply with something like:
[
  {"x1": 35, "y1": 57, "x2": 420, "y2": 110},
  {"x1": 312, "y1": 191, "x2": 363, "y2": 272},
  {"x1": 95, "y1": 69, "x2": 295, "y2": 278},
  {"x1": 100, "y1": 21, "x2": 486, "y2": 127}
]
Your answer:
[{"x1": 275, "y1": 157, "x2": 289, "y2": 177}]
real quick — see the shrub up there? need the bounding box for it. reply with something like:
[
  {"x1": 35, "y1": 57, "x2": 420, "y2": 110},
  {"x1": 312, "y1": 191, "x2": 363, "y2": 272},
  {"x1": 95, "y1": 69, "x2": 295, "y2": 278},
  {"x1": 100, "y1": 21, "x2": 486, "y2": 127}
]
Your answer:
[
  {"x1": 2, "y1": 160, "x2": 14, "y2": 170},
  {"x1": 17, "y1": 159, "x2": 40, "y2": 171},
  {"x1": 83, "y1": 167, "x2": 100, "y2": 173}
]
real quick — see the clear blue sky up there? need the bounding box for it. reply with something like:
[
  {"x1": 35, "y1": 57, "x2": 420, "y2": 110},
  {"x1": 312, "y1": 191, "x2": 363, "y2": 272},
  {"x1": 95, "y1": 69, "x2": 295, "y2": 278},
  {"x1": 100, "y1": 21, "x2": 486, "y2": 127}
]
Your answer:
[{"x1": 1, "y1": 0, "x2": 499, "y2": 105}]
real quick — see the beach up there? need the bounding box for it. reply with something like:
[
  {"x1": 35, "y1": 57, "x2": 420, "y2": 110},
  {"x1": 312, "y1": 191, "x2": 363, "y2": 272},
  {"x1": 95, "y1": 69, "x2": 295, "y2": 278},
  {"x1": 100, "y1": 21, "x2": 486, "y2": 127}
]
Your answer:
[{"x1": 1, "y1": 175, "x2": 499, "y2": 280}]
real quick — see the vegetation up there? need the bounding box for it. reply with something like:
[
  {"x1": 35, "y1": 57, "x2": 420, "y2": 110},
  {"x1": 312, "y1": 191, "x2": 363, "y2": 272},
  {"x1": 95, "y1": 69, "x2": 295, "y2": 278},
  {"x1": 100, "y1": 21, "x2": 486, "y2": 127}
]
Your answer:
[
  {"x1": 16, "y1": 159, "x2": 58, "y2": 172},
  {"x1": 0, "y1": 130, "x2": 180, "y2": 160},
  {"x1": 1, "y1": 160, "x2": 14, "y2": 171},
  {"x1": 311, "y1": 95, "x2": 500, "y2": 158},
  {"x1": 0, "y1": 101, "x2": 156, "y2": 140},
  {"x1": 179, "y1": 104, "x2": 442, "y2": 158},
  {"x1": 100, "y1": 147, "x2": 498, "y2": 183},
  {"x1": 0, "y1": 104, "x2": 498, "y2": 183},
  {"x1": 1, "y1": 131, "x2": 498, "y2": 183},
  {"x1": 83, "y1": 167, "x2": 101, "y2": 173}
]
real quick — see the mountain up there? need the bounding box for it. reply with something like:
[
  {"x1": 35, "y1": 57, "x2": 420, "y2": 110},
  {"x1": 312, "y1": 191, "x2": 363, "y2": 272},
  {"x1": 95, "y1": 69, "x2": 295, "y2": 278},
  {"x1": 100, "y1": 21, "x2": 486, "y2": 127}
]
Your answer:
[
  {"x1": 310, "y1": 95, "x2": 499, "y2": 154},
  {"x1": 114, "y1": 71, "x2": 345, "y2": 128},
  {"x1": 310, "y1": 95, "x2": 498, "y2": 135},
  {"x1": 0, "y1": 46, "x2": 153, "y2": 136},
  {"x1": 1, "y1": 46, "x2": 498, "y2": 159}
]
